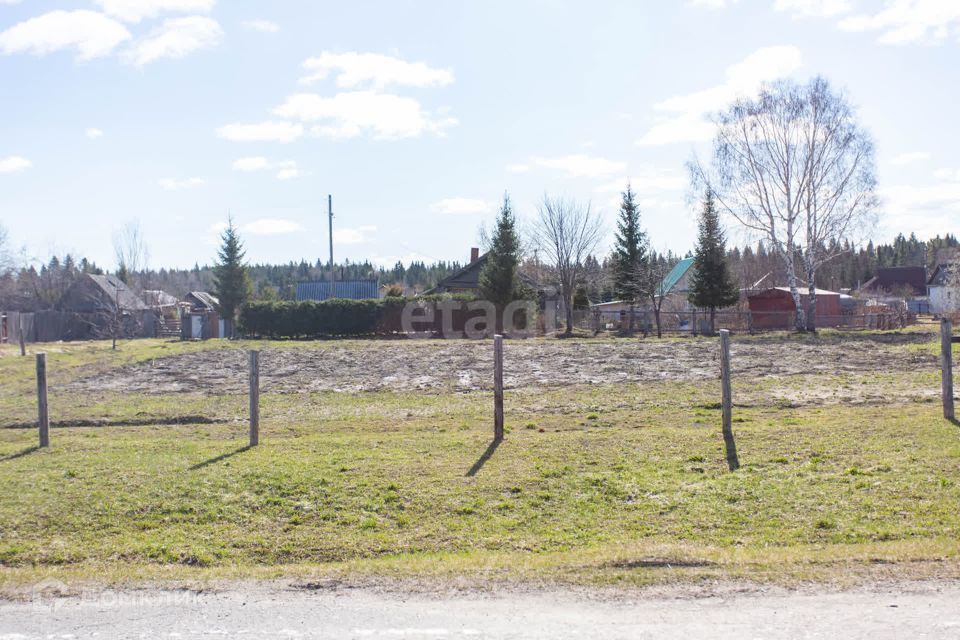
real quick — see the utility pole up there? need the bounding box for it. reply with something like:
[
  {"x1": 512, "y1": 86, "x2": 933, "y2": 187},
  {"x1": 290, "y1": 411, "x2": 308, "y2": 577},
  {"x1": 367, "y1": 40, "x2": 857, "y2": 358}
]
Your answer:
[{"x1": 327, "y1": 194, "x2": 335, "y2": 297}]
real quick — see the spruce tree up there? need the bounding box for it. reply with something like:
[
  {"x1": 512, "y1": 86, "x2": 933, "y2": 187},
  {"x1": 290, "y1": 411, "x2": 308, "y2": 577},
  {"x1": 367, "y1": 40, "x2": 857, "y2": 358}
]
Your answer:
[
  {"x1": 688, "y1": 190, "x2": 739, "y2": 335},
  {"x1": 479, "y1": 194, "x2": 522, "y2": 311},
  {"x1": 611, "y1": 184, "x2": 647, "y2": 333},
  {"x1": 212, "y1": 217, "x2": 252, "y2": 337}
]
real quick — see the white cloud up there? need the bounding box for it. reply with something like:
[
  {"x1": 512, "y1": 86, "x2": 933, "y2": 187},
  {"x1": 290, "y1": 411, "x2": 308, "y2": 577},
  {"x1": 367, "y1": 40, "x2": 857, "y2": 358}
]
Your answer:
[
  {"x1": 934, "y1": 168, "x2": 960, "y2": 181},
  {"x1": 838, "y1": 0, "x2": 960, "y2": 45},
  {"x1": 240, "y1": 218, "x2": 304, "y2": 236},
  {"x1": 94, "y1": 0, "x2": 215, "y2": 23},
  {"x1": 299, "y1": 51, "x2": 454, "y2": 89},
  {"x1": 273, "y1": 91, "x2": 457, "y2": 140},
  {"x1": 430, "y1": 198, "x2": 494, "y2": 215},
  {"x1": 528, "y1": 154, "x2": 627, "y2": 178},
  {"x1": 231, "y1": 156, "x2": 270, "y2": 171},
  {"x1": 774, "y1": 0, "x2": 851, "y2": 18},
  {"x1": 0, "y1": 10, "x2": 131, "y2": 60},
  {"x1": 241, "y1": 19, "x2": 279, "y2": 33},
  {"x1": 689, "y1": 0, "x2": 739, "y2": 7},
  {"x1": 891, "y1": 151, "x2": 931, "y2": 165},
  {"x1": 881, "y1": 179, "x2": 960, "y2": 239},
  {"x1": 506, "y1": 163, "x2": 530, "y2": 174},
  {"x1": 159, "y1": 177, "x2": 205, "y2": 190},
  {"x1": 274, "y1": 160, "x2": 303, "y2": 180},
  {"x1": 0, "y1": 156, "x2": 32, "y2": 173},
  {"x1": 216, "y1": 121, "x2": 304, "y2": 143},
  {"x1": 85, "y1": 127, "x2": 104, "y2": 139},
  {"x1": 636, "y1": 45, "x2": 803, "y2": 146},
  {"x1": 127, "y1": 16, "x2": 222, "y2": 66},
  {"x1": 231, "y1": 157, "x2": 303, "y2": 179},
  {"x1": 593, "y1": 164, "x2": 687, "y2": 193},
  {"x1": 370, "y1": 251, "x2": 437, "y2": 268},
  {"x1": 334, "y1": 225, "x2": 377, "y2": 244}
]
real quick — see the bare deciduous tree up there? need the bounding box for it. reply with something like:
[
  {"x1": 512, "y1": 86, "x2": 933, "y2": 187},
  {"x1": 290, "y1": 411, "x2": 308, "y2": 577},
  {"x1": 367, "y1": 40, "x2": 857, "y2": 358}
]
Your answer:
[
  {"x1": 0, "y1": 224, "x2": 15, "y2": 308},
  {"x1": 532, "y1": 195, "x2": 603, "y2": 336},
  {"x1": 113, "y1": 220, "x2": 150, "y2": 290},
  {"x1": 693, "y1": 76, "x2": 878, "y2": 331}
]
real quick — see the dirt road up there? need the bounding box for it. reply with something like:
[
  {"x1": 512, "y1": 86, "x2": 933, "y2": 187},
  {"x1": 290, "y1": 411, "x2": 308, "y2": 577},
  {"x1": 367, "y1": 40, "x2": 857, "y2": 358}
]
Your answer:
[{"x1": 3, "y1": 583, "x2": 959, "y2": 639}]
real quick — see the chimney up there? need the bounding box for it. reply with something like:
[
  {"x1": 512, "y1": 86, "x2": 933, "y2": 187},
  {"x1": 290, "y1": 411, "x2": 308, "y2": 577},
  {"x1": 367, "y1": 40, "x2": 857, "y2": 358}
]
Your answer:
[{"x1": 470, "y1": 247, "x2": 479, "y2": 263}]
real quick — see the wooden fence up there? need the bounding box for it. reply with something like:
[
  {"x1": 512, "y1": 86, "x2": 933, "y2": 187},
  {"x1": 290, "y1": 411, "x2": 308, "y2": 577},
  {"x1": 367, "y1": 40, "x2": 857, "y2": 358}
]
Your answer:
[{"x1": 19, "y1": 326, "x2": 957, "y2": 472}]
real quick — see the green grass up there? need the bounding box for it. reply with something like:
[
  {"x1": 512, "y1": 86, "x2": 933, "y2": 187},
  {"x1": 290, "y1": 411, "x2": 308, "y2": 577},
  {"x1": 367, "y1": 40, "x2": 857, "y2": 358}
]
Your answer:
[{"x1": 0, "y1": 336, "x2": 958, "y2": 591}]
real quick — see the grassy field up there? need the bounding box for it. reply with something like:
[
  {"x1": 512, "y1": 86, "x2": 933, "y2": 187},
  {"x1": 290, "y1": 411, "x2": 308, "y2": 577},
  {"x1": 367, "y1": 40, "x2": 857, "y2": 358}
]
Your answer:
[{"x1": 1, "y1": 332, "x2": 958, "y2": 592}]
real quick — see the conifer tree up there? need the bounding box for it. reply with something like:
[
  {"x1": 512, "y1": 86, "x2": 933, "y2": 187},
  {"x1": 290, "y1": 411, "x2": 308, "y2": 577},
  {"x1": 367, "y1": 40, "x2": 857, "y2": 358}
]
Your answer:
[
  {"x1": 479, "y1": 194, "x2": 522, "y2": 311},
  {"x1": 212, "y1": 217, "x2": 252, "y2": 337},
  {"x1": 688, "y1": 190, "x2": 739, "y2": 335},
  {"x1": 611, "y1": 184, "x2": 647, "y2": 333}
]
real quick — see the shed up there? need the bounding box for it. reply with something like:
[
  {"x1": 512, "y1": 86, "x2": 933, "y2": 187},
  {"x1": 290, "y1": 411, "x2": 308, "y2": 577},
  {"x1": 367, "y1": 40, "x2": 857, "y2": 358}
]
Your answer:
[
  {"x1": 181, "y1": 291, "x2": 226, "y2": 339},
  {"x1": 748, "y1": 287, "x2": 842, "y2": 329},
  {"x1": 928, "y1": 264, "x2": 958, "y2": 314}
]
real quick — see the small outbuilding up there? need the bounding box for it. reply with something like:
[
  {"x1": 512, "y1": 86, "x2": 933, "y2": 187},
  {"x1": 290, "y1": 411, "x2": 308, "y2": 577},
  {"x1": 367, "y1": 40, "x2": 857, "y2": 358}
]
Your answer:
[
  {"x1": 181, "y1": 291, "x2": 227, "y2": 339},
  {"x1": 747, "y1": 287, "x2": 842, "y2": 330},
  {"x1": 928, "y1": 264, "x2": 958, "y2": 315}
]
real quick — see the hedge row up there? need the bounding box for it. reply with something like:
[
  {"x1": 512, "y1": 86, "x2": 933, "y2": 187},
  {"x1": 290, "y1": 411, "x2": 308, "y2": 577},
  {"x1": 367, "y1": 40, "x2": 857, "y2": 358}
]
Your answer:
[{"x1": 239, "y1": 295, "x2": 479, "y2": 338}]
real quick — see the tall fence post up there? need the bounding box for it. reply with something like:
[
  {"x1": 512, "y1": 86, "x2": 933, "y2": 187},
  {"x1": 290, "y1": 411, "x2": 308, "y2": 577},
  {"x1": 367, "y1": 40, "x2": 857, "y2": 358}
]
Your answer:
[
  {"x1": 36, "y1": 353, "x2": 49, "y2": 448},
  {"x1": 943, "y1": 319, "x2": 955, "y2": 421},
  {"x1": 493, "y1": 334, "x2": 504, "y2": 441},
  {"x1": 18, "y1": 314, "x2": 26, "y2": 356},
  {"x1": 719, "y1": 329, "x2": 740, "y2": 471},
  {"x1": 720, "y1": 330, "x2": 732, "y2": 434},
  {"x1": 249, "y1": 350, "x2": 260, "y2": 446}
]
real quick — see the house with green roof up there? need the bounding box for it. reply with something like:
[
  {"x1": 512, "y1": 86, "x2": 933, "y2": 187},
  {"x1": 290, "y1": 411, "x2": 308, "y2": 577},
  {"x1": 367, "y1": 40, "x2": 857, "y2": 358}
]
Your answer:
[{"x1": 590, "y1": 257, "x2": 696, "y2": 315}]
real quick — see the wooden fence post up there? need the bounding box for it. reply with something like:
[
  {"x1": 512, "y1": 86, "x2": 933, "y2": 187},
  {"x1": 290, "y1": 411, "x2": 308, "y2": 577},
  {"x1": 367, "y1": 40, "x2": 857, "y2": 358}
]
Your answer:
[
  {"x1": 249, "y1": 350, "x2": 260, "y2": 446},
  {"x1": 36, "y1": 353, "x2": 49, "y2": 448},
  {"x1": 943, "y1": 319, "x2": 954, "y2": 420},
  {"x1": 18, "y1": 314, "x2": 26, "y2": 356},
  {"x1": 720, "y1": 330, "x2": 732, "y2": 434},
  {"x1": 719, "y1": 329, "x2": 739, "y2": 470},
  {"x1": 493, "y1": 334, "x2": 504, "y2": 441}
]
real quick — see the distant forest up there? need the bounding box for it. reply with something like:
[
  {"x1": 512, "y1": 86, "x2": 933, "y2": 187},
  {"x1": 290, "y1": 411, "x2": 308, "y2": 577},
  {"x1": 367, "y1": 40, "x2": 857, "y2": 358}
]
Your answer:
[{"x1": 1, "y1": 232, "x2": 956, "y2": 311}]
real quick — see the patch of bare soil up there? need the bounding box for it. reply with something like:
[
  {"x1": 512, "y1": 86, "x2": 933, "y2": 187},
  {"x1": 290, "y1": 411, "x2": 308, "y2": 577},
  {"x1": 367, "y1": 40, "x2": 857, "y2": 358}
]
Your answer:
[{"x1": 67, "y1": 333, "x2": 939, "y2": 405}]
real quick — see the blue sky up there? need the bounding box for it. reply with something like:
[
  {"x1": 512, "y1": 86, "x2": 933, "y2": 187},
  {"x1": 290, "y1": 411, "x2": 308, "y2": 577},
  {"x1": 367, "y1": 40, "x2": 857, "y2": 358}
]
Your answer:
[{"x1": 1, "y1": 0, "x2": 958, "y2": 270}]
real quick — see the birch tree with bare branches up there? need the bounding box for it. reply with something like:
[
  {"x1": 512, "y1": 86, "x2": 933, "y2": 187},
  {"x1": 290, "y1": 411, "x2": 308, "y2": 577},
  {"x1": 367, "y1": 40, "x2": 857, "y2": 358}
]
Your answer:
[
  {"x1": 113, "y1": 220, "x2": 150, "y2": 289},
  {"x1": 692, "y1": 76, "x2": 877, "y2": 331},
  {"x1": 532, "y1": 195, "x2": 603, "y2": 336}
]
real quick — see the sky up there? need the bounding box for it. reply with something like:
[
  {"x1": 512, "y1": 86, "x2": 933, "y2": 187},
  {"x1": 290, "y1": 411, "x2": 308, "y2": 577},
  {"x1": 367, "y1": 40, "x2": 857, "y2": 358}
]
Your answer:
[{"x1": 0, "y1": 0, "x2": 958, "y2": 271}]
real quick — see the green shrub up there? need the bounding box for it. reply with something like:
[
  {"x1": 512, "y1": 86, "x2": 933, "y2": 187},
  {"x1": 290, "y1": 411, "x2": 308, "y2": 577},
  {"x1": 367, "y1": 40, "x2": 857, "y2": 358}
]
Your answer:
[{"x1": 239, "y1": 294, "x2": 479, "y2": 338}]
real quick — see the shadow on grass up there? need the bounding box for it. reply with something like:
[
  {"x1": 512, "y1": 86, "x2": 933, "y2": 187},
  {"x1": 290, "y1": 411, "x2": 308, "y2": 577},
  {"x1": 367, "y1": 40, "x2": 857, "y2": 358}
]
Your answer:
[
  {"x1": 465, "y1": 438, "x2": 501, "y2": 477},
  {"x1": 949, "y1": 417, "x2": 959, "y2": 427},
  {"x1": 2, "y1": 416, "x2": 225, "y2": 430},
  {"x1": 723, "y1": 429, "x2": 740, "y2": 472},
  {"x1": 0, "y1": 445, "x2": 40, "y2": 462},
  {"x1": 601, "y1": 558, "x2": 715, "y2": 569},
  {"x1": 189, "y1": 445, "x2": 252, "y2": 471}
]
